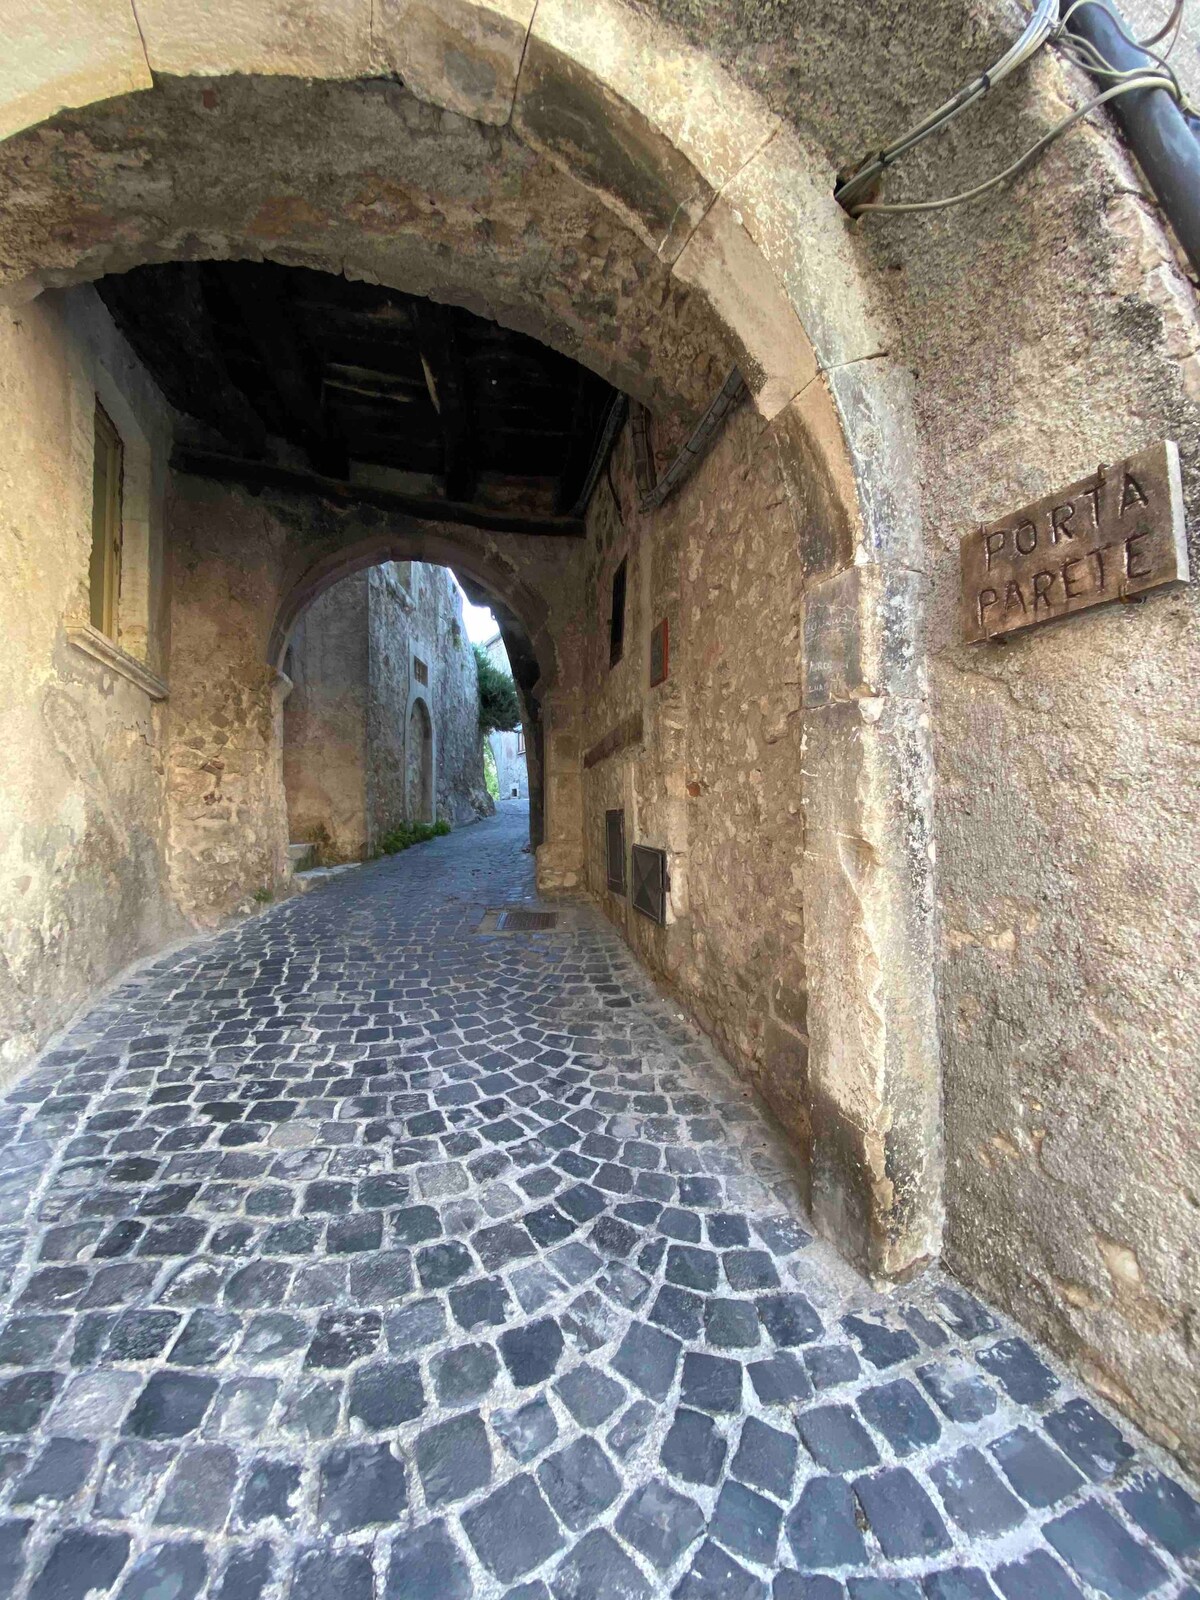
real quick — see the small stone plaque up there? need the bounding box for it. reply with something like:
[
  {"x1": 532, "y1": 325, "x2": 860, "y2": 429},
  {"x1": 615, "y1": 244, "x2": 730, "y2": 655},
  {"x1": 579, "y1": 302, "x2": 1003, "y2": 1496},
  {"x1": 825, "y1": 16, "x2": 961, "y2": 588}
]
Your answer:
[{"x1": 961, "y1": 440, "x2": 1187, "y2": 643}]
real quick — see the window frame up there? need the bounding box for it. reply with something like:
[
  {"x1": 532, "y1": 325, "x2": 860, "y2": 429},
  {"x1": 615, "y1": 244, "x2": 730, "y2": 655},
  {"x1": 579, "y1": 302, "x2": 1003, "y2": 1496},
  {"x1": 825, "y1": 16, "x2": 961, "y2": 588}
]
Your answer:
[
  {"x1": 89, "y1": 400, "x2": 124, "y2": 640},
  {"x1": 609, "y1": 556, "x2": 627, "y2": 668}
]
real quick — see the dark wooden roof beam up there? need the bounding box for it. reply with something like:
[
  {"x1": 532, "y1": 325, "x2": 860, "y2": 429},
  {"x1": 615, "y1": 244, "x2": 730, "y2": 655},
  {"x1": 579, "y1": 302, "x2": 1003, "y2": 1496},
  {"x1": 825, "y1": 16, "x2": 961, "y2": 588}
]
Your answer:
[{"x1": 209, "y1": 263, "x2": 350, "y2": 479}]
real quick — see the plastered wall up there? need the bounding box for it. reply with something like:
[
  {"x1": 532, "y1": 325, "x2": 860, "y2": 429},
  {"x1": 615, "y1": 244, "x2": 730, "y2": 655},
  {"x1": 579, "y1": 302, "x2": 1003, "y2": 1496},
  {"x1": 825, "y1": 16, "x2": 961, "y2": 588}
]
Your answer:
[{"x1": 0, "y1": 288, "x2": 177, "y2": 1079}]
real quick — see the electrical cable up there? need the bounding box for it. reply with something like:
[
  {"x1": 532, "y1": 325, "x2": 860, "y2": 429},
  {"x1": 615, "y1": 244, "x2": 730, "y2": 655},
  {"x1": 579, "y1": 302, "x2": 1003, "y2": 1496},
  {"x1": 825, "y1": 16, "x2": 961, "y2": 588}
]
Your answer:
[
  {"x1": 1133, "y1": 0, "x2": 1184, "y2": 46},
  {"x1": 848, "y1": 72, "x2": 1179, "y2": 214},
  {"x1": 837, "y1": 0, "x2": 1196, "y2": 220},
  {"x1": 834, "y1": 0, "x2": 1059, "y2": 213}
]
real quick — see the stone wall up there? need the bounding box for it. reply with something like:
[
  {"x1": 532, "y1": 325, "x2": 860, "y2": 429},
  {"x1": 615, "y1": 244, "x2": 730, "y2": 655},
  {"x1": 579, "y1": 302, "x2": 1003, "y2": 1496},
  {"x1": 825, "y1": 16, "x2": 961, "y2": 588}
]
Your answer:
[
  {"x1": 283, "y1": 560, "x2": 491, "y2": 858},
  {"x1": 578, "y1": 408, "x2": 814, "y2": 1175},
  {"x1": 0, "y1": 287, "x2": 177, "y2": 1080},
  {"x1": 483, "y1": 633, "x2": 530, "y2": 799},
  {"x1": 378, "y1": 564, "x2": 493, "y2": 831},
  {"x1": 282, "y1": 572, "x2": 371, "y2": 860}
]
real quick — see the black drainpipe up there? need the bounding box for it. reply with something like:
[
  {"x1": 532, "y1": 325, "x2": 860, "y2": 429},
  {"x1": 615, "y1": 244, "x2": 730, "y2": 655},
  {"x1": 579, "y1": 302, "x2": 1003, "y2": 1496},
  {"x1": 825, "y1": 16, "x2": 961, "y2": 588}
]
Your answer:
[{"x1": 1066, "y1": 2, "x2": 1200, "y2": 278}]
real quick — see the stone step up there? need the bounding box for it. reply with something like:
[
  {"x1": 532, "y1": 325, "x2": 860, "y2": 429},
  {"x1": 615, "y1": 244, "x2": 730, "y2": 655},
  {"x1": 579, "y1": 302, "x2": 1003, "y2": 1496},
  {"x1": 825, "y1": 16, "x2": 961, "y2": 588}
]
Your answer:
[{"x1": 288, "y1": 841, "x2": 316, "y2": 869}]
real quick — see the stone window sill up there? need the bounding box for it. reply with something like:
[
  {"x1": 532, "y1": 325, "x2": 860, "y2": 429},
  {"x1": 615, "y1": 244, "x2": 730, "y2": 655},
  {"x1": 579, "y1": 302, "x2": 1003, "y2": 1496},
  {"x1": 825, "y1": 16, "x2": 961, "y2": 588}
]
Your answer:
[{"x1": 66, "y1": 624, "x2": 168, "y2": 701}]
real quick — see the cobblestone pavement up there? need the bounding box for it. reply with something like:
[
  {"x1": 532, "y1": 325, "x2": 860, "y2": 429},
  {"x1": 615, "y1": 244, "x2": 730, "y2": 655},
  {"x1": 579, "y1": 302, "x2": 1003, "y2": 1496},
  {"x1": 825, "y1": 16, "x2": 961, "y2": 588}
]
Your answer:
[{"x1": 0, "y1": 804, "x2": 1197, "y2": 1600}]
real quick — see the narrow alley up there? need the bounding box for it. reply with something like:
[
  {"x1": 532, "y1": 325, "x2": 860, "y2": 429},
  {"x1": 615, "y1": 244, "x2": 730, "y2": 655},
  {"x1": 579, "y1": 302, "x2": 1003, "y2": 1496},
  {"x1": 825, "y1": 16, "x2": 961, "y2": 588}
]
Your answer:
[{"x1": 0, "y1": 809, "x2": 1193, "y2": 1600}]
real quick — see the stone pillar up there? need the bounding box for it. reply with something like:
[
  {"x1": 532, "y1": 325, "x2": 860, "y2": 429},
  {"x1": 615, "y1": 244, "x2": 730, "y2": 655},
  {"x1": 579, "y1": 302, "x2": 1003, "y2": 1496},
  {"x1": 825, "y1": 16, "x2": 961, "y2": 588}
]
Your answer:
[
  {"x1": 164, "y1": 477, "x2": 292, "y2": 925},
  {"x1": 779, "y1": 372, "x2": 943, "y2": 1283},
  {"x1": 536, "y1": 688, "x2": 585, "y2": 891}
]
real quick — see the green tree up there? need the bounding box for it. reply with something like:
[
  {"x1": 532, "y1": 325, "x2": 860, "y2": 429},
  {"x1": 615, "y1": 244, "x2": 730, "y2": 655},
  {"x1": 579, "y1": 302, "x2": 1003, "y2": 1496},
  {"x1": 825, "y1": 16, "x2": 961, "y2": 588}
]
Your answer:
[{"x1": 474, "y1": 643, "x2": 521, "y2": 736}]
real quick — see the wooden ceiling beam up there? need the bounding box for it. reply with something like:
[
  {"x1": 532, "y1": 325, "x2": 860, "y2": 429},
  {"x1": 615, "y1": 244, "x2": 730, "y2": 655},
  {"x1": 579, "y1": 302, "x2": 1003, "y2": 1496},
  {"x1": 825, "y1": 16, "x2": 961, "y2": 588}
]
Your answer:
[
  {"x1": 411, "y1": 301, "x2": 477, "y2": 504},
  {"x1": 172, "y1": 449, "x2": 585, "y2": 537},
  {"x1": 208, "y1": 263, "x2": 350, "y2": 480}
]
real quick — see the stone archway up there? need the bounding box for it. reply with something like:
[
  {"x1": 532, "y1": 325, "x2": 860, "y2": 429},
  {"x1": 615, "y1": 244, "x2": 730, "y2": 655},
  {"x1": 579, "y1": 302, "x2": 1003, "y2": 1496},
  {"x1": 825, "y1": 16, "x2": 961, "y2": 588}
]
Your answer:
[
  {"x1": 0, "y1": 0, "x2": 940, "y2": 1284},
  {"x1": 406, "y1": 696, "x2": 435, "y2": 825}
]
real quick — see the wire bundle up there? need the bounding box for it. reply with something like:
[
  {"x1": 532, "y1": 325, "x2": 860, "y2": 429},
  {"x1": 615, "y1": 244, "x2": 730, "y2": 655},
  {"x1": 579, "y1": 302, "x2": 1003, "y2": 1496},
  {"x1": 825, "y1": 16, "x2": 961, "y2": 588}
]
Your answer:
[{"x1": 835, "y1": 0, "x2": 1191, "y2": 218}]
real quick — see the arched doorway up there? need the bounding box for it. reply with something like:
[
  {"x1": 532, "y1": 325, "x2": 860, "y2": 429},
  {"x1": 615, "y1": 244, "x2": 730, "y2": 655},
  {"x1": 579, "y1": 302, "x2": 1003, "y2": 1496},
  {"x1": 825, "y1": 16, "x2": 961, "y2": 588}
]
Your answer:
[
  {"x1": 0, "y1": 4, "x2": 940, "y2": 1291},
  {"x1": 406, "y1": 696, "x2": 434, "y2": 824}
]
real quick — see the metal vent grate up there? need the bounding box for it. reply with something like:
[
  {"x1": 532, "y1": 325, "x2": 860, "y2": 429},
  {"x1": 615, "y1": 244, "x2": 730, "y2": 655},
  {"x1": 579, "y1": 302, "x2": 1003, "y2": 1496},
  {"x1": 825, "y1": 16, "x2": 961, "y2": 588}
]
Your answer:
[
  {"x1": 631, "y1": 845, "x2": 668, "y2": 925},
  {"x1": 498, "y1": 909, "x2": 559, "y2": 931}
]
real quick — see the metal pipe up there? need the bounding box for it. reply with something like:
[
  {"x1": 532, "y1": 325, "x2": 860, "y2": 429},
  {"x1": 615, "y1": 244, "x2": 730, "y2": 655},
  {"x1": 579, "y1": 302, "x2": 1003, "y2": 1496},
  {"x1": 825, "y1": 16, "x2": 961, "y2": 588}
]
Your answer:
[
  {"x1": 631, "y1": 367, "x2": 748, "y2": 514},
  {"x1": 1066, "y1": 0, "x2": 1200, "y2": 277}
]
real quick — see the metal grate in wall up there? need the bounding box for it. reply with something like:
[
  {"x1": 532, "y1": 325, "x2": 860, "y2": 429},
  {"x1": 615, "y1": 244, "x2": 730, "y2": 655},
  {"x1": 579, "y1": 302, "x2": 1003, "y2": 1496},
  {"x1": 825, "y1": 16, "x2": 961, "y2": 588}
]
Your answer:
[
  {"x1": 631, "y1": 845, "x2": 668, "y2": 925},
  {"x1": 606, "y1": 809, "x2": 626, "y2": 895}
]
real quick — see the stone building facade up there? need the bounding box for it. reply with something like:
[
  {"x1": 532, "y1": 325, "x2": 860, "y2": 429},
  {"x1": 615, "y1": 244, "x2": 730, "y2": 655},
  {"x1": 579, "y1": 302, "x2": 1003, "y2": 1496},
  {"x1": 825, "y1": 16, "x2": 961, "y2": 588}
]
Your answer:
[
  {"x1": 283, "y1": 561, "x2": 491, "y2": 860},
  {"x1": 482, "y1": 630, "x2": 530, "y2": 800},
  {"x1": 1, "y1": 0, "x2": 1199, "y2": 1474}
]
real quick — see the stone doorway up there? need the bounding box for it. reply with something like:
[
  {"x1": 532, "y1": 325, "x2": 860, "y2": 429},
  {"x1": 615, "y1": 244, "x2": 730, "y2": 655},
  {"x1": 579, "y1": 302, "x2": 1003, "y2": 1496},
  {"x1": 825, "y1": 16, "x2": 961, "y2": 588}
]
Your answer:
[{"x1": 406, "y1": 696, "x2": 434, "y2": 825}]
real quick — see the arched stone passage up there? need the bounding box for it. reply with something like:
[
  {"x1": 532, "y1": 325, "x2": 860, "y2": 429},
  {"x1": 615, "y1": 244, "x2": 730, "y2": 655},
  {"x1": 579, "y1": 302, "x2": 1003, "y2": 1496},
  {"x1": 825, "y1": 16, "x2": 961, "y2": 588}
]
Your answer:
[
  {"x1": 0, "y1": 0, "x2": 941, "y2": 1289},
  {"x1": 406, "y1": 696, "x2": 435, "y2": 825},
  {"x1": 271, "y1": 524, "x2": 556, "y2": 854}
]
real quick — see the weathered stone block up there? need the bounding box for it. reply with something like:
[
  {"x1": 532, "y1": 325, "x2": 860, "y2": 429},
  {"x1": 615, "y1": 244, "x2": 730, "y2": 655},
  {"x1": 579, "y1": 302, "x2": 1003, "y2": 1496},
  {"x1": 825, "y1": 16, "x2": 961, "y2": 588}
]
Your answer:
[
  {"x1": 802, "y1": 564, "x2": 928, "y2": 709},
  {"x1": 376, "y1": 0, "x2": 534, "y2": 125},
  {"x1": 719, "y1": 127, "x2": 891, "y2": 373},
  {"x1": 0, "y1": 0, "x2": 150, "y2": 143},
  {"x1": 802, "y1": 696, "x2": 941, "y2": 1281},
  {"x1": 769, "y1": 383, "x2": 861, "y2": 584},
  {"x1": 135, "y1": 0, "x2": 376, "y2": 80},
  {"x1": 520, "y1": 0, "x2": 776, "y2": 240},
  {"x1": 514, "y1": 33, "x2": 712, "y2": 263},
  {"x1": 673, "y1": 200, "x2": 817, "y2": 420}
]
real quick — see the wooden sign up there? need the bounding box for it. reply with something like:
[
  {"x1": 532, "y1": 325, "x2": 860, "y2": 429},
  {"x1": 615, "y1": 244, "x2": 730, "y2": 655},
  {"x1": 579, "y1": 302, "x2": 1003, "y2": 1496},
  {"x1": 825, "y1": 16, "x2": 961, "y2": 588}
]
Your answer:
[{"x1": 961, "y1": 440, "x2": 1187, "y2": 643}]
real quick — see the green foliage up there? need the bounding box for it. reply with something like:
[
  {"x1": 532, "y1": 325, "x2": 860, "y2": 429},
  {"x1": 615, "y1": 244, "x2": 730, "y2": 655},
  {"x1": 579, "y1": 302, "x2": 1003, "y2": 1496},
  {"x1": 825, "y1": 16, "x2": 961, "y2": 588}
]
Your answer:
[
  {"x1": 252, "y1": 886, "x2": 273, "y2": 904},
  {"x1": 376, "y1": 818, "x2": 451, "y2": 856},
  {"x1": 474, "y1": 643, "x2": 521, "y2": 737},
  {"x1": 483, "y1": 739, "x2": 500, "y2": 801}
]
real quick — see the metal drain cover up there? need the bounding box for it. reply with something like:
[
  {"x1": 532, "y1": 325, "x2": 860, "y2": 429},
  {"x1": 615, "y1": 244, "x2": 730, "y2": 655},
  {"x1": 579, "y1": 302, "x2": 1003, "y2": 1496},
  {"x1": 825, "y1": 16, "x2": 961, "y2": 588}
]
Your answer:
[{"x1": 498, "y1": 909, "x2": 558, "y2": 931}]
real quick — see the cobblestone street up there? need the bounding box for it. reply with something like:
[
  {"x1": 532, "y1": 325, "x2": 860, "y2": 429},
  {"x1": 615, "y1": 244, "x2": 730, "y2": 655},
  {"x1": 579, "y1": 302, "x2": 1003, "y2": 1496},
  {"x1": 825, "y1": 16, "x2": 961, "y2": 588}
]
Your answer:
[{"x1": 0, "y1": 805, "x2": 1195, "y2": 1600}]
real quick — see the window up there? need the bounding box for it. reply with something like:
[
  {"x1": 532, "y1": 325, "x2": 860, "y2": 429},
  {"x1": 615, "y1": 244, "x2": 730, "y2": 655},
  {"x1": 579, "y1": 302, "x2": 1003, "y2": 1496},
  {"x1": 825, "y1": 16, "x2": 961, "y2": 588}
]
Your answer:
[
  {"x1": 89, "y1": 401, "x2": 123, "y2": 638},
  {"x1": 609, "y1": 557, "x2": 627, "y2": 668},
  {"x1": 650, "y1": 617, "x2": 669, "y2": 687},
  {"x1": 606, "y1": 809, "x2": 626, "y2": 895},
  {"x1": 517, "y1": 728, "x2": 526, "y2": 756},
  {"x1": 413, "y1": 655, "x2": 429, "y2": 686}
]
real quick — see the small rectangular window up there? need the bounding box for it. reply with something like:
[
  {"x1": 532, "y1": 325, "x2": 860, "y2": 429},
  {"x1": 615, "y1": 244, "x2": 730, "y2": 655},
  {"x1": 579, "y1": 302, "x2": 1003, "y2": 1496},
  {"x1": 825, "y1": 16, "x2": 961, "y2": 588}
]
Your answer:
[
  {"x1": 89, "y1": 401, "x2": 123, "y2": 638},
  {"x1": 605, "y1": 808, "x2": 626, "y2": 895},
  {"x1": 649, "y1": 617, "x2": 669, "y2": 687},
  {"x1": 413, "y1": 656, "x2": 429, "y2": 686},
  {"x1": 516, "y1": 728, "x2": 526, "y2": 755},
  {"x1": 609, "y1": 557, "x2": 627, "y2": 668}
]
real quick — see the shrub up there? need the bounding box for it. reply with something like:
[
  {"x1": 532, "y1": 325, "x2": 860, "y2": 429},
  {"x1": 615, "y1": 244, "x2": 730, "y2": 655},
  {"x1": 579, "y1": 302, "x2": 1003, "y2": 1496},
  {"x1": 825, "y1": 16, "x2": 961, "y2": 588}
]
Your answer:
[
  {"x1": 376, "y1": 819, "x2": 451, "y2": 856},
  {"x1": 474, "y1": 643, "x2": 521, "y2": 737}
]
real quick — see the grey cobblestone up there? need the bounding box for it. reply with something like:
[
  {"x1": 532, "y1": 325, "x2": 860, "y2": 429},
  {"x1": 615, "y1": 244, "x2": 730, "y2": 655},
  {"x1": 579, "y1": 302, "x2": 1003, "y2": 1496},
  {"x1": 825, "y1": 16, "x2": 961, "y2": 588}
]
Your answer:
[{"x1": 0, "y1": 805, "x2": 1194, "y2": 1598}]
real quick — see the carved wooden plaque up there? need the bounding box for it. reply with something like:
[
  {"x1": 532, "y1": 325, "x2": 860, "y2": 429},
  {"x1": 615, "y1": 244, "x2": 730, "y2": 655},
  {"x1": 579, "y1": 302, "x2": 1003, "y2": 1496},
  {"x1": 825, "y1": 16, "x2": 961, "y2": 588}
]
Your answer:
[{"x1": 961, "y1": 440, "x2": 1188, "y2": 643}]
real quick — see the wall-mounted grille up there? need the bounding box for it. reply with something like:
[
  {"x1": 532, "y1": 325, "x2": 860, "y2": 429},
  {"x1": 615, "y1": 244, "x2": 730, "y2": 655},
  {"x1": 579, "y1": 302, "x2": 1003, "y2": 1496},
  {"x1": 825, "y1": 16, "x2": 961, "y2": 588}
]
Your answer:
[
  {"x1": 413, "y1": 656, "x2": 429, "y2": 685},
  {"x1": 631, "y1": 844, "x2": 668, "y2": 925},
  {"x1": 605, "y1": 808, "x2": 626, "y2": 895},
  {"x1": 499, "y1": 909, "x2": 558, "y2": 931}
]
